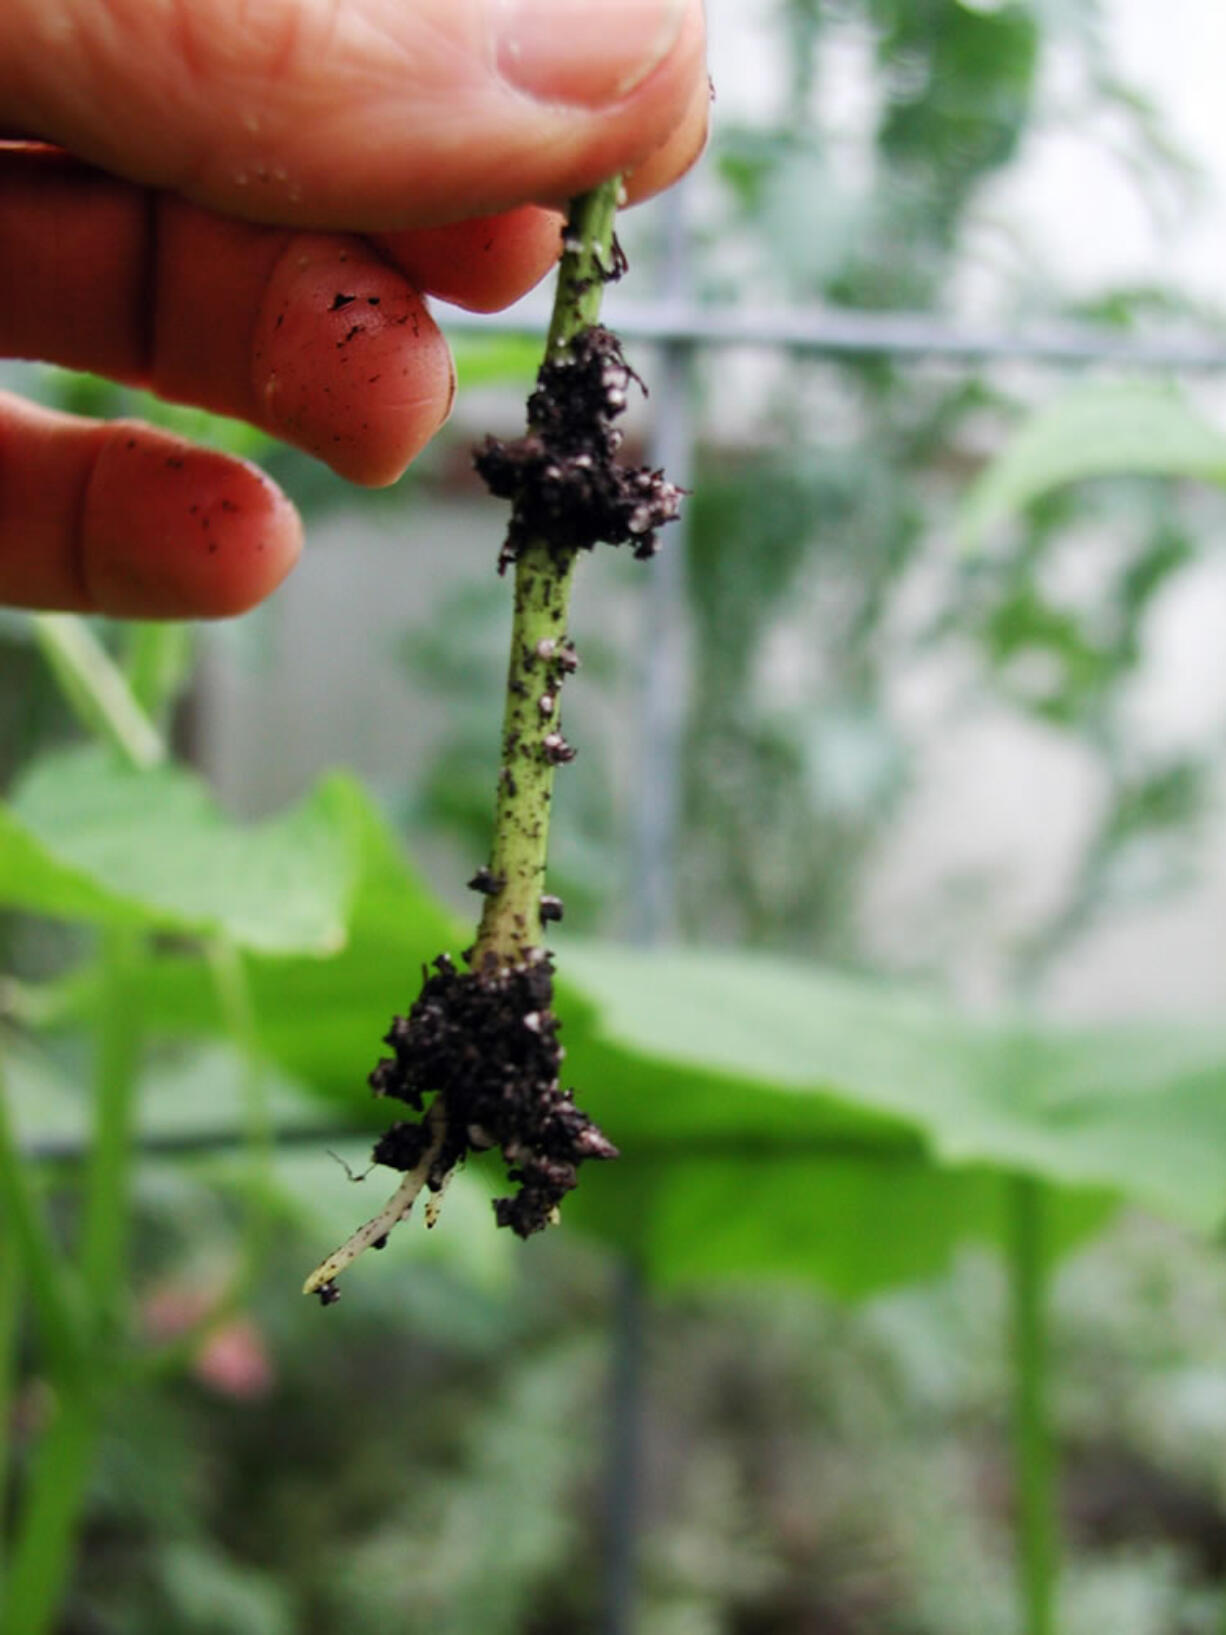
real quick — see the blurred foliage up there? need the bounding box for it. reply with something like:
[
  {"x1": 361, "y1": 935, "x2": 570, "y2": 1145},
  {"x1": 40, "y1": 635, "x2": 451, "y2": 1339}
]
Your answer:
[
  {"x1": 676, "y1": 0, "x2": 1225, "y2": 993},
  {"x1": 6, "y1": 730, "x2": 1226, "y2": 1635},
  {"x1": 5, "y1": 2, "x2": 1226, "y2": 1633}
]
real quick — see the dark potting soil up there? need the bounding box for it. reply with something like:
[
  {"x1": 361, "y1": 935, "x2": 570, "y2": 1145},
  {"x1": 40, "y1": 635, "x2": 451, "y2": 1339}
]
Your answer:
[
  {"x1": 473, "y1": 324, "x2": 684, "y2": 572},
  {"x1": 367, "y1": 951, "x2": 617, "y2": 1239}
]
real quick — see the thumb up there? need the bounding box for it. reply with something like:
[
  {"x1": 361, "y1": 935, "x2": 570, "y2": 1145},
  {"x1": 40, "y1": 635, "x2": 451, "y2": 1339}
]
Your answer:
[{"x1": 0, "y1": 0, "x2": 705, "y2": 231}]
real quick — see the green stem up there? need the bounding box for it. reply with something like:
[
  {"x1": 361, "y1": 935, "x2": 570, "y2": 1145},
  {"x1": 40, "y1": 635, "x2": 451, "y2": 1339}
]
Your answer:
[
  {"x1": 7, "y1": 628, "x2": 165, "y2": 1633},
  {"x1": 1010, "y1": 1175, "x2": 1058, "y2": 1635},
  {"x1": 138, "y1": 940, "x2": 274, "y2": 1377},
  {"x1": 474, "y1": 179, "x2": 621, "y2": 963},
  {"x1": 0, "y1": 1064, "x2": 94, "y2": 1635},
  {"x1": 79, "y1": 930, "x2": 142, "y2": 1312},
  {"x1": 31, "y1": 617, "x2": 164, "y2": 770},
  {"x1": 474, "y1": 544, "x2": 581, "y2": 961},
  {"x1": 0, "y1": 933, "x2": 144, "y2": 1633},
  {"x1": 0, "y1": 1221, "x2": 21, "y2": 1583},
  {"x1": 123, "y1": 622, "x2": 195, "y2": 726},
  {"x1": 0, "y1": 1065, "x2": 86, "y2": 1384},
  {"x1": 206, "y1": 939, "x2": 274, "y2": 1259},
  {"x1": 0, "y1": 1397, "x2": 97, "y2": 1635}
]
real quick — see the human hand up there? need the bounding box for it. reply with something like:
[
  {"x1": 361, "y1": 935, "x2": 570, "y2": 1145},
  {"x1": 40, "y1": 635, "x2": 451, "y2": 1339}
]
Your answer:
[{"x1": 0, "y1": 0, "x2": 707, "y2": 617}]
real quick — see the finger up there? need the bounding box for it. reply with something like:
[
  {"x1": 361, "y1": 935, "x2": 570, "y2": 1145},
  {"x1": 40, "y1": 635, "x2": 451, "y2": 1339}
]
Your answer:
[
  {"x1": 0, "y1": 155, "x2": 455, "y2": 486},
  {"x1": 0, "y1": 0, "x2": 707, "y2": 232},
  {"x1": 373, "y1": 206, "x2": 565, "y2": 314},
  {"x1": 0, "y1": 395, "x2": 301, "y2": 618},
  {"x1": 157, "y1": 204, "x2": 456, "y2": 486},
  {"x1": 622, "y1": 57, "x2": 712, "y2": 206}
]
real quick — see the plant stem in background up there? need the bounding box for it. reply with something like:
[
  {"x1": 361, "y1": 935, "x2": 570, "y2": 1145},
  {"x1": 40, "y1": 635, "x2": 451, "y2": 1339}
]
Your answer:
[
  {"x1": 123, "y1": 622, "x2": 195, "y2": 729},
  {"x1": 1, "y1": 931, "x2": 142, "y2": 1635},
  {"x1": 79, "y1": 930, "x2": 142, "y2": 1306},
  {"x1": 1010, "y1": 1175, "x2": 1057, "y2": 1635},
  {"x1": 0, "y1": 1067, "x2": 85, "y2": 1384},
  {"x1": 31, "y1": 617, "x2": 164, "y2": 772},
  {"x1": 0, "y1": 1397, "x2": 98, "y2": 1635},
  {"x1": 0, "y1": 615, "x2": 272, "y2": 1630},
  {"x1": 0, "y1": 1223, "x2": 19, "y2": 1587}
]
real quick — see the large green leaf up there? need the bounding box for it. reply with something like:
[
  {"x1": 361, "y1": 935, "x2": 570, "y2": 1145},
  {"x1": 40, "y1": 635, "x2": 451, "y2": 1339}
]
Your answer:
[
  {"x1": 0, "y1": 748, "x2": 363, "y2": 954},
  {"x1": 957, "y1": 382, "x2": 1226, "y2": 550},
  {"x1": 79, "y1": 789, "x2": 1226, "y2": 1298},
  {"x1": 561, "y1": 942, "x2": 1226, "y2": 1229},
  {"x1": 56, "y1": 770, "x2": 465, "y2": 1097}
]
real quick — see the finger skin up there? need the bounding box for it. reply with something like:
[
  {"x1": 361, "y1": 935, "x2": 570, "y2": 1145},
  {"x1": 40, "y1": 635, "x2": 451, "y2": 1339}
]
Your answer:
[
  {"x1": 0, "y1": 0, "x2": 710, "y2": 618},
  {"x1": 153, "y1": 202, "x2": 456, "y2": 485},
  {"x1": 622, "y1": 56, "x2": 711, "y2": 205},
  {"x1": 372, "y1": 207, "x2": 565, "y2": 314},
  {"x1": 0, "y1": 153, "x2": 459, "y2": 485},
  {"x1": 249, "y1": 230, "x2": 455, "y2": 486},
  {"x1": 0, "y1": 0, "x2": 707, "y2": 231},
  {"x1": 0, "y1": 396, "x2": 302, "y2": 617},
  {"x1": 0, "y1": 148, "x2": 150, "y2": 382}
]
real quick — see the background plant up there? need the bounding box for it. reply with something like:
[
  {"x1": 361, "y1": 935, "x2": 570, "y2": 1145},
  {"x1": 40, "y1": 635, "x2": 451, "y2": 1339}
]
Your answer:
[{"x1": 5, "y1": 3, "x2": 1226, "y2": 1634}]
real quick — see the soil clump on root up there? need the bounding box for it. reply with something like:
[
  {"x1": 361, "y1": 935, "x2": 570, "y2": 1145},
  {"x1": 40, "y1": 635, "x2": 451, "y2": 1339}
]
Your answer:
[
  {"x1": 369, "y1": 951, "x2": 617, "y2": 1239},
  {"x1": 474, "y1": 325, "x2": 683, "y2": 572}
]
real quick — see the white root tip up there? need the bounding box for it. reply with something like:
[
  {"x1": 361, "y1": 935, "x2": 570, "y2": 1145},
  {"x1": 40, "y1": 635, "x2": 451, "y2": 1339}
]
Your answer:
[
  {"x1": 425, "y1": 1163, "x2": 457, "y2": 1229},
  {"x1": 302, "y1": 1112, "x2": 447, "y2": 1295}
]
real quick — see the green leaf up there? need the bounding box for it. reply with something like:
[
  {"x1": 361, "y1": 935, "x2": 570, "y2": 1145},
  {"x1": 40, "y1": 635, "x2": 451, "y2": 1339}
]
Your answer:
[
  {"x1": 48, "y1": 790, "x2": 1226, "y2": 1298},
  {"x1": 73, "y1": 772, "x2": 463, "y2": 1090},
  {"x1": 559, "y1": 942, "x2": 1226, "y2": 1235},
  {"x1": 0, "y1": 748, "x2": 362, "y2": 955},
  {"x1": 450, "y1": 331, "x2": 542, "y2": 391},
  {"x1": 957, "y1": 383, "x2": 1226, "y2": 551}
]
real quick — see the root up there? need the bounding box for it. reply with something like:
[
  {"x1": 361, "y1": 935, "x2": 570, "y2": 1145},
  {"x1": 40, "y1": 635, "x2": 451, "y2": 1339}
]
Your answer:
[{"x1": 301, "y1": 1103, "x2": 446, "y2": 1302}]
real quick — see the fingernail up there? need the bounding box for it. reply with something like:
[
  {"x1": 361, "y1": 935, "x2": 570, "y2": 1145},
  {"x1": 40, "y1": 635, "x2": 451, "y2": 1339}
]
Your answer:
[{"x1": 495, "y1": 0, "x2": 688, "y2": 107}]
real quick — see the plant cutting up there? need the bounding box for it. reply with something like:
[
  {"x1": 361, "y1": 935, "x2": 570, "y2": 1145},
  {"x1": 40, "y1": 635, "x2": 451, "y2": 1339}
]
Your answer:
[{"x1": 303, "y1": 178, "x2": 683, "y2": 1303}]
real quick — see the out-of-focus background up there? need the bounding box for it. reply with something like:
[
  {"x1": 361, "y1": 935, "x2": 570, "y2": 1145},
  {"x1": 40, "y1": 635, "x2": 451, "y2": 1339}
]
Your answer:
[{"x1": 9, "y1": 2, "x2": 1226, "y2": 1632}]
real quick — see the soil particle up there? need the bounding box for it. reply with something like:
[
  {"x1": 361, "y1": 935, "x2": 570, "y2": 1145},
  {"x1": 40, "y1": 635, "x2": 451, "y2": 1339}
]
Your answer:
[
  {"x1": 467, "y1": 866, "x2": 505, "y2": 896},
  {"x1": 329, "y1": 291, "x2": 357, "y2": 311},
  {"x1": 366, "y1": 952, "x2": 617, "y2": 1237},
  {"x1": 473, "y1": 325, "x2": 684, "y2": 572},
  {"x1": 370, "y1": 1120, "x2": 433, "y2": 1170}
]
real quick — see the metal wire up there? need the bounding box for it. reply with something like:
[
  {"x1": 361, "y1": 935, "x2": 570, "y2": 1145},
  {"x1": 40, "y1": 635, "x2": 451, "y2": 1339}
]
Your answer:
[
  {"x1": 444, "y1": 298, "x2": 1226, "y2": 371},
  {"x1": 20, "y1": 1127, "x2": 925, "y2": 1166}
]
